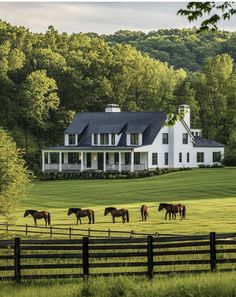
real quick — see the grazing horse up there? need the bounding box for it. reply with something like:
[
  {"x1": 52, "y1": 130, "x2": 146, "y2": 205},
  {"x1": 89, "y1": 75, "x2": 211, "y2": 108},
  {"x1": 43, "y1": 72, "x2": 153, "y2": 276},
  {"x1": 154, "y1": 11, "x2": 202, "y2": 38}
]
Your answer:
[
  {"x1": 68, "y1": 208, "x2": 95, "y2": 224},
  {"x1": 158, "y1": 203, "x2": 186, "y2": 220},
  {"x1": 24, "y1": 210, "x2": 51, "y2": 226},
  {"x1": 104, "y1": 207, "x2": 129, "y2": 223},
  {"x1": 140, "y1": 205, "x2": 148, "y2": 221}
]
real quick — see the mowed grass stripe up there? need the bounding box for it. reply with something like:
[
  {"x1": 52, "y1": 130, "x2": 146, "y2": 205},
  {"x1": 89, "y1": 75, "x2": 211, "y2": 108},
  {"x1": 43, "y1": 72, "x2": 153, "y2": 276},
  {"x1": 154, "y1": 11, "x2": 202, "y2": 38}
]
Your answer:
[{"x1": 26, "y1": 168, "x2": 236, "y2": 208}]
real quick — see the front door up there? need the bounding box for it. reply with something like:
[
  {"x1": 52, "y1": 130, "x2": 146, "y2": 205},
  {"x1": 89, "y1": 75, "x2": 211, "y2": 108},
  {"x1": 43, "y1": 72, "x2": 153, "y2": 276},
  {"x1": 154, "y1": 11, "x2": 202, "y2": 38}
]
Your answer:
[{"x1": 97, "y1": 153, "x2": 104, "y2": 170}]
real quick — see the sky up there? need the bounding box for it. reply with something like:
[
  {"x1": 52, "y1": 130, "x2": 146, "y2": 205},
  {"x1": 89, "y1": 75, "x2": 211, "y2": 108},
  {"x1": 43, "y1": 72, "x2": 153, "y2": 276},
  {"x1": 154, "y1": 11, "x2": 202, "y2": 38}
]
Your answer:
[{"x1": 0, "y1": 2, "x2": 235, "y2": 34}]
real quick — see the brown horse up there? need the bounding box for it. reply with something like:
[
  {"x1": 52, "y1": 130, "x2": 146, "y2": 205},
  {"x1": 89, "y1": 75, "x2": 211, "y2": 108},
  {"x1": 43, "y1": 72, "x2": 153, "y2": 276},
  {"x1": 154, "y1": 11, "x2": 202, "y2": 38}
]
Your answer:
[
  {"x1": 104, "y1": 207, "x2": 129, "y2": 223},
  {"x1": 24, "y1": 210, "x2": 51, "y2": 226},
  {"x1": 140, "y1": 205, "x2": 148, "y2": 221},
  {"x1": 68, "y1": 208, "x2": 95, "y2": 224},
  {"x1": 158, "y1": 203, "x2": 186, "y2": 220}
]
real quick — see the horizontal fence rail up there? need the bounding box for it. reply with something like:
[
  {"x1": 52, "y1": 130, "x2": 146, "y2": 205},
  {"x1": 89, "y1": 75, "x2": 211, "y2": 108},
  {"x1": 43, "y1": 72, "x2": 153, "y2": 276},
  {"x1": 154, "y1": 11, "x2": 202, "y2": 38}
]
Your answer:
[
  {"x1": 0, "y1": 223, "x2": 160, "y2": 239},
  {"x1": 1, "y1": 232, "x2": 236, "y2": 281}
]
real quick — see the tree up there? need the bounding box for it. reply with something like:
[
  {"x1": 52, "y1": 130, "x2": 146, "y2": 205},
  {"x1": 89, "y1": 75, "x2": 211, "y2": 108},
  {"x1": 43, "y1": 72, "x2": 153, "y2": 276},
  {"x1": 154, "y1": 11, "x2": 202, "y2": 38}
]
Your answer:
[
  {"x1": 0, "y1": 128, "x2": 30, "y2": 219},
  {"x1": 20, "y1": 70, "x2": 59, "y2": 127},
  {"x1": 178, "y1": 2, "x2": 236, "y2": 31}
]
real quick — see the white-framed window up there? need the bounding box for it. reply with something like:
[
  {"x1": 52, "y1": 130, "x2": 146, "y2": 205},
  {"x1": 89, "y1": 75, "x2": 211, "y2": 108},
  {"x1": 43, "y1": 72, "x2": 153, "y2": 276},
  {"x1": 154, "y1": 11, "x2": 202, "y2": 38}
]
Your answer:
[
  {"x1": 130, "y1": 133, "x2": 139, "y2": 145},
  {"x1": 162, "y1": 133, "x2": 168, "y2": 144},
  {"x1": 213, "y1": 152, "x2": 221, "y2": 162},
  {"x1": 179, "y1": 152, "x2": 182, "y2": 163},
  {"x1": 197, "y1": 152, "x2": 204, "y2": 163},
  {"x1": 100, "y1": 133, "x2": 109, "y2": 145},
  {"x1": 111, "y1": 133, "x2": 116, "y2": 145},
  {"x1": 69, "y1": 134, "x2": 76, "y2": 145},
  {"x1": 93, "y1": 133, "x2": 98, "y2": 145},
  {"x1": 183, "y1": 133, "x2": 188, "y2": 144},
  {"x1": 152, "y1": 153, "x2": 158, "y2": 165},
  {"x1": 164, "y1": 152, "x2": 168, "y2": 165},
  {"x1": 187, "y1": 152, "x2": 190, "y2": 163}
]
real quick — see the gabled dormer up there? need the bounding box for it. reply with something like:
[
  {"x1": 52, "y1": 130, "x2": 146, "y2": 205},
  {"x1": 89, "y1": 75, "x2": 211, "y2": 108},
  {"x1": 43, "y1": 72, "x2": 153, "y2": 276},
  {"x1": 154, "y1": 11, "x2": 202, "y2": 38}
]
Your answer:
[{"x1": 65, "y1": 134, "x2": 78, "y2": 146}]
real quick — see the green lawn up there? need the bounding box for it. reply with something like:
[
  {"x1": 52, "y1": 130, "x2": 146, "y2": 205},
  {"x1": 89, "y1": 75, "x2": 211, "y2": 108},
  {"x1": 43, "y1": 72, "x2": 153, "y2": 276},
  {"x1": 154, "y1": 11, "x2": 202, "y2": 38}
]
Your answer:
[
  {"x1": 1, "y1": 272, "x2": 236, "y2": 297},
  {"x1": 3, "y1": 168, "x2": 236, "y2": 235}
]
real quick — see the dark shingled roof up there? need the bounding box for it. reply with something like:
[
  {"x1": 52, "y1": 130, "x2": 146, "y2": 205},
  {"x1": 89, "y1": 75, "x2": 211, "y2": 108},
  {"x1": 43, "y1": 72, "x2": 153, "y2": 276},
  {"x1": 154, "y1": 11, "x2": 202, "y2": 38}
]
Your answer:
[
  {"x1": 194, "y1": 136, "x2": 224, "y2": 147},
  {"x1": 65, "y1": 112, "x2": 167, "y2": 147}
]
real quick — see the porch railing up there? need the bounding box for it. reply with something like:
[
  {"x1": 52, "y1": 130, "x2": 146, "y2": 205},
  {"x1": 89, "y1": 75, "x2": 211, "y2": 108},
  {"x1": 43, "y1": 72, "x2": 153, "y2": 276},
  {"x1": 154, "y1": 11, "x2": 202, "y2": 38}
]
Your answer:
[
  {"x1": 44, "y1": 163, "x2": 146, "y2": 172},
  {"x1": 62, "y1": 164, "x2": 81, "y2": 171},
  {"x1": 44, "y1": 164, "x2": 59, "y2": 171}
]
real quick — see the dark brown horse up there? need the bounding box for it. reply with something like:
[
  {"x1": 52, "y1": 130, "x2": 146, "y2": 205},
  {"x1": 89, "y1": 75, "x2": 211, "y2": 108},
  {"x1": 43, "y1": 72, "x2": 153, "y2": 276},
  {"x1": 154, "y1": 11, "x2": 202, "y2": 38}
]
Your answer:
[
  {"x1": 140, "y1": 205, "x2": 148, "y2": 221},
  {"x1": 68, "y1": 208, "x2": 95, "y2": 224},
  {"x1": 158, "y1": 203, "x2": 186, "y2": 220},
  {"x1": 24, "y1": 210, "x2": 51, "y2": 226},
  {"x1": 104, "y1": 207, "x2": 129, "y2": 223}
]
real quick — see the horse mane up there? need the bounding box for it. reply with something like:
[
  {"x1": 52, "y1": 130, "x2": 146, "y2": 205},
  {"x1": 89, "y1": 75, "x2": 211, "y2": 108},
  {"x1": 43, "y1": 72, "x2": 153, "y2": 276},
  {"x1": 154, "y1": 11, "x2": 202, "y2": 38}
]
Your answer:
[
  {"x1": 159, "y1": 203, "x2": 171, "y2": 207},
  {"x1": 28, "y1": 209, "x2": 38, "y2": 214},
  {"x1": 69, "y1": 208, "x2": 82, "y2": 213},
  {"x1": 105, "y1": 207, "x2": 117, "y2": 211}
]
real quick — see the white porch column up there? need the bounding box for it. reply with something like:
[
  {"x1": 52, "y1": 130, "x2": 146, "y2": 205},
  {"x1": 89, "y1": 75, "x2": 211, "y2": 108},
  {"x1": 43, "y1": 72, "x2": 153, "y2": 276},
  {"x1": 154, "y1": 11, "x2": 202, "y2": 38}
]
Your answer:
[
  {"x1": 81, "y1": 152, "x2": 84, "y2": 172},
  {"x1": 103, "y1": 152, "x2": 106, "y2": 172},
  {"x1": 42, "y1": 151, "x2": 45, "y2": 172},
  {"x1": 131, "y1": 151, "x2": 134, "y2": 172},
  {"x1": 48, "y1": 152, "x2": 51, "y2": 164},
  {"x1": 119, "y1": 152, "x2": 121, "y2": 172},
  {"x1": 146, "y1": 152, "x2": 149, "y2": 170},
  {"x1": 59, "y1": 152, "x2": 62, "y2": 172}
]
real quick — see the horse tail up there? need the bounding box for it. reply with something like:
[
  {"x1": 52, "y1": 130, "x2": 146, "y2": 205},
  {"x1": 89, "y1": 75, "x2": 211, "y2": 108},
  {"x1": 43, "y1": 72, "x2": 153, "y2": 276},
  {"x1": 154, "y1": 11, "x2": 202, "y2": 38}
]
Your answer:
[
  {"x1": 48, "y1": 212, "x2": 51, "y2": 225},
  {"x1": 126, "y1": 210, "x2": 129, "y2": 223},
  {"x1": 182, "y1": 205, "x2": 186, "y2": 219},
  {"x1": 92, "y1": 210, "x2": 95, "y2": 224}
]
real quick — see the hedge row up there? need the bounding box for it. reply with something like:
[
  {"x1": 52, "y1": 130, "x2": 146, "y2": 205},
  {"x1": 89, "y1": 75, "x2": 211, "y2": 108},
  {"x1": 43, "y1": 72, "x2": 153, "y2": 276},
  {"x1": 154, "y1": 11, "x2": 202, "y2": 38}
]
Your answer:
[
  {"x1": 39, "y1": 167, "x2": 192, "y2": 181},
  {"x1": 198, "y1": 164, "x2": 224, "y2": 168}
]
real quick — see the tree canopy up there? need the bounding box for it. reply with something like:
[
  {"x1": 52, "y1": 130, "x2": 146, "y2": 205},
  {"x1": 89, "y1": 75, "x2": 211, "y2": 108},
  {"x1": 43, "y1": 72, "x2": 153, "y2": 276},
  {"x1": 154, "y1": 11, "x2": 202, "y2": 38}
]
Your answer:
[
  {"x1": 0, "y1": 19, "x2": 235, "y2": 170},
  {"x1": 0, "y1": 128, "x2": 30, "y2": 219},
  {"x1": 178, "y1": 2, "x2": 236, "y2": 31}
]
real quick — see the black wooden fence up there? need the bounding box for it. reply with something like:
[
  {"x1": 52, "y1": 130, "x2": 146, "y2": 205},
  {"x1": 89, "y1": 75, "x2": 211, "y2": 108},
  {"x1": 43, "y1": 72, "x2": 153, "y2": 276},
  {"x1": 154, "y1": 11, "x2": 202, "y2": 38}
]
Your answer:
[
  {"x1": 0, "y1": 223, "x2": 159, "y2": 238},
  {"x1": 1, "y1": 232, "x2": 236, "y2": 281}
]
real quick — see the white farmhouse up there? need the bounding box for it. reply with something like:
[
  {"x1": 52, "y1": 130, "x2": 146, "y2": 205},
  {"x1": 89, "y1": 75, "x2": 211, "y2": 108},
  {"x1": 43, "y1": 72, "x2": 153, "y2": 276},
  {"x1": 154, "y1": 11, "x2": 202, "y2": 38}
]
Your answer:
[{"x1": 42, "y1": 104, "x2": 224, "y2": 172}]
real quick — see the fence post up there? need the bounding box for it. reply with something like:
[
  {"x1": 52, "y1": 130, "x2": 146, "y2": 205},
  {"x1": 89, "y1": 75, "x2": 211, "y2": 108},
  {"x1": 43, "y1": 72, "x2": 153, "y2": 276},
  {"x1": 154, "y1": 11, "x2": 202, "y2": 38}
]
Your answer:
[
  {"x1": 25, "y1": 224, "x2": 28, "y2": 237},
  {"x1": 88, "y1": 228, "x2": 91, "y2": 237},
  {"x1": 69, "y1": 227, "x2": 72, "y2": 239},
  {"x1": 82, "y1": 237, "x2": 89, "y2": 278},
  {"x1": 6, "y1": 223, "x2": 9, "y2": 232},
  {"x1": 108, "y1": 228, "x2": 111, "y2": 238},
  {"x1": 210, "y1": 232, "x2": 216, "y2": 272},
  {"x1": 147, "y1": 235, "x2": 154, "y2": 279},
  {"x1": 14, "y1": 237, "x2": 21, "y2": 282},
  {"x1": 50, "y1": 225, "x2": 53, "y2": 238}
]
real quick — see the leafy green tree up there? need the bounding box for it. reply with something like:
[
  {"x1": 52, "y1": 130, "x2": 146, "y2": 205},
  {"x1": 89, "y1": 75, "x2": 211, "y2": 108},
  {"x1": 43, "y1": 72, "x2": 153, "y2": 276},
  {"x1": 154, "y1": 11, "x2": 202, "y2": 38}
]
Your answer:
[
  {"x1": 0, "y1": 128, "x2": 30, "y2": 219},
  {"x1": 20, "y1": 70, "x2": 59, "y2": 127},
  {"x1": 178, "y1": 2, "x2": 236, "y2": 31}
]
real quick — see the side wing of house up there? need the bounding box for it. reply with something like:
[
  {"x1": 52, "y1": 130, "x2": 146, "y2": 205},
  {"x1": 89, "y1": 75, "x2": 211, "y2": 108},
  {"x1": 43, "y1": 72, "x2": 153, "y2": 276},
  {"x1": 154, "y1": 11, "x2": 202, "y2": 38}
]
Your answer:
[{"x1": 136, "y1": 116, "x2": 224, "y2": 168}]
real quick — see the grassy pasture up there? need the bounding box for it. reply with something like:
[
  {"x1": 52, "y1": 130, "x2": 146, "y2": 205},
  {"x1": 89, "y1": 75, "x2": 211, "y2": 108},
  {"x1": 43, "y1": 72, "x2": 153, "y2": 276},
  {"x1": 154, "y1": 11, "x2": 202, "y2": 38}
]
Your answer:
[
  {"x1": 1, "y1": 272, "x2": 236, "y2": 297},
  {"x1": 2, "y1": 167, "x2": 235, "y2": 235},
  {"x1": 1, "y1": 168, "x2": 236, "y2": 296}
]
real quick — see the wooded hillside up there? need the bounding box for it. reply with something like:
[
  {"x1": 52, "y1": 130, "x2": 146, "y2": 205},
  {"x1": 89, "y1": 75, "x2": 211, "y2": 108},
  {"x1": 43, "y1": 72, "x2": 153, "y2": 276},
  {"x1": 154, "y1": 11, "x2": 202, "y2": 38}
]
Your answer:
[{"x1": 0, "y1": 20, "x2": 235, "y2": 171}]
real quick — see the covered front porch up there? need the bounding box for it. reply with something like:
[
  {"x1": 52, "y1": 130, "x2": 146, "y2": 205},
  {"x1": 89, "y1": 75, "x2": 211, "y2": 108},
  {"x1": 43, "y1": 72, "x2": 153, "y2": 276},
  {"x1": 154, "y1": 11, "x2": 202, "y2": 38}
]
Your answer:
[{"x1": 42, "y1": 150, "x2": 148, "y2": 172}]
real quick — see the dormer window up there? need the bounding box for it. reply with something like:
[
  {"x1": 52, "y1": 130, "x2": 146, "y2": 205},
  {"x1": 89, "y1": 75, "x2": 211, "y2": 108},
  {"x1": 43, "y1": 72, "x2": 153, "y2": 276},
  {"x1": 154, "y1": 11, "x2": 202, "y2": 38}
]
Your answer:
[
  {"x1": 130, "y1": 133, "x2": 139, "y2": 145},
  {"x1": 69, "y1": 134, "x2": 76, "y2": 145},
  {"x1": 100, "y1": 133, "x2": 109, "y2": 145},
  {"x1": 94, "y1": 133, "x2": 98, "y2": 145},
  {"x1": 111, "y1": 134, "x2": 116, "y2": 145}
]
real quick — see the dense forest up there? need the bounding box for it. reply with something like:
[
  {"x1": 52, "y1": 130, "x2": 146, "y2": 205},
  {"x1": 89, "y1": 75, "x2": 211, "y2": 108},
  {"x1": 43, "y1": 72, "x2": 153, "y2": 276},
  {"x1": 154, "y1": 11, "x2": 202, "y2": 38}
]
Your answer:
[
  {"x1": 0, "y1": 20, "x2": 235, "y2": 172},
  {"x1": 104, "y1": 29, "x2": 236, "y2": 72}
]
